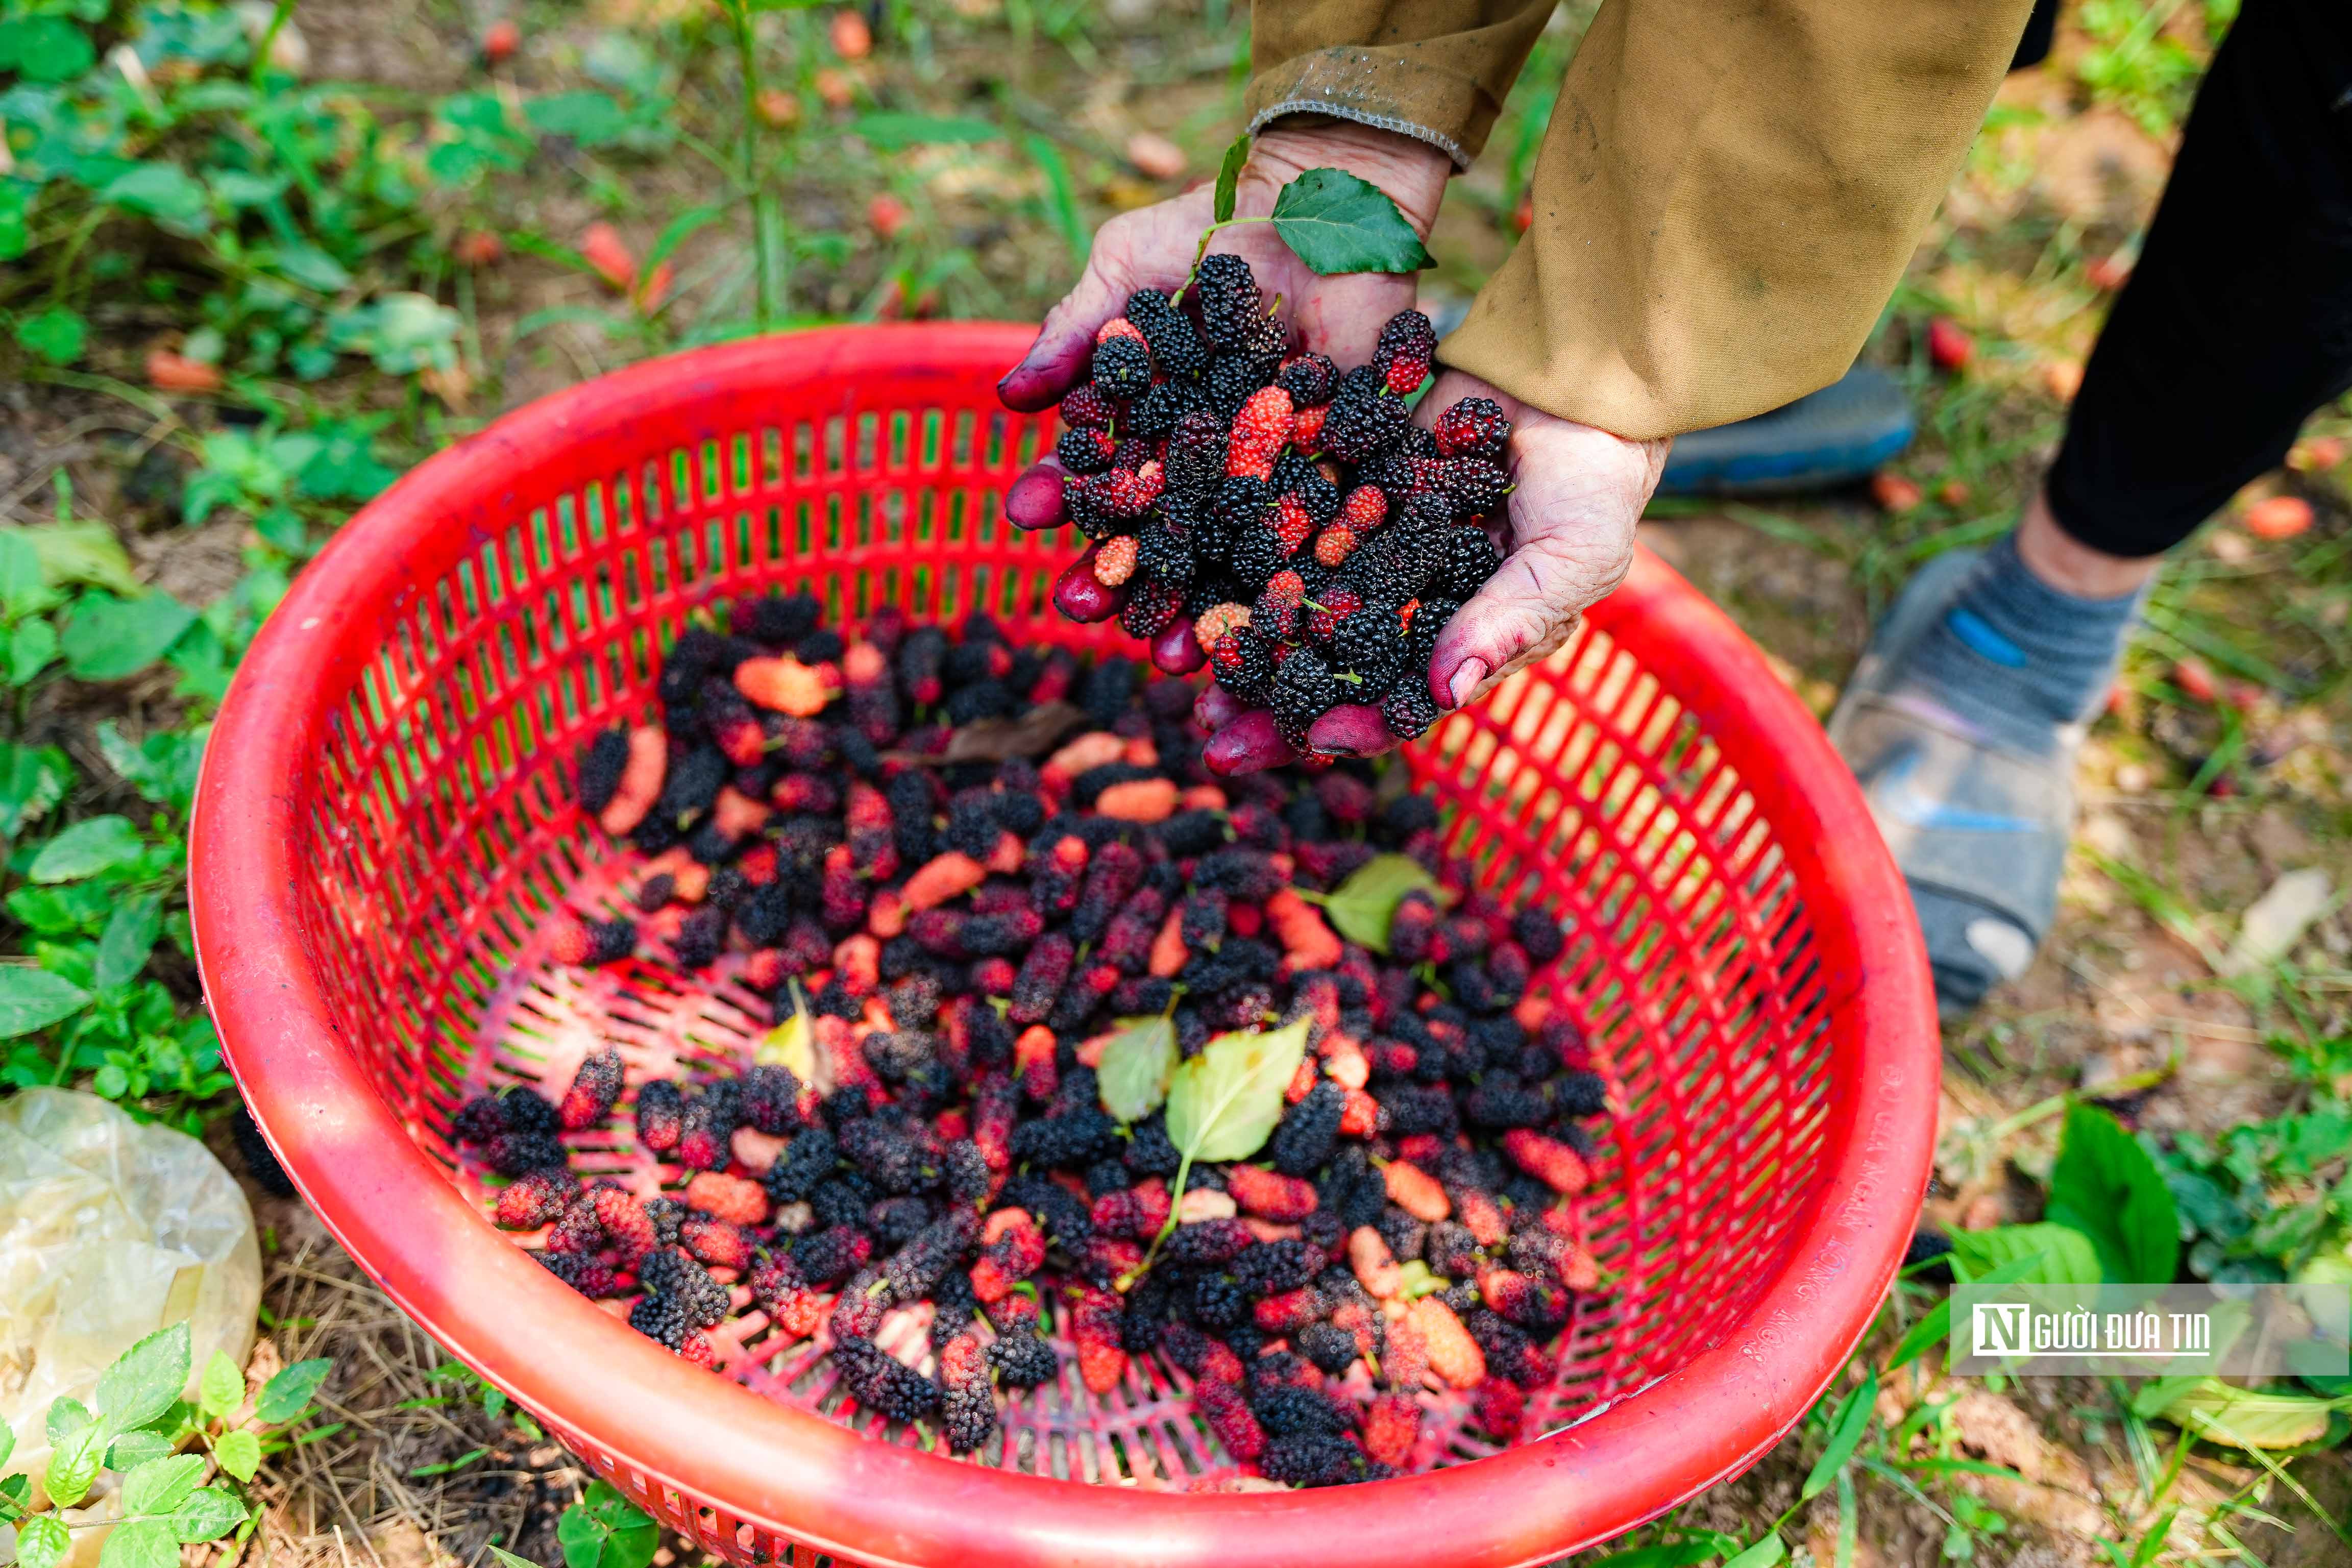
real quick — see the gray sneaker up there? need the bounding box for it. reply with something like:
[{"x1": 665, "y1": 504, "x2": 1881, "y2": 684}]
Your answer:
[{"x1": 1828, "y1": 550, "x2": 2083, "y2": 1017}]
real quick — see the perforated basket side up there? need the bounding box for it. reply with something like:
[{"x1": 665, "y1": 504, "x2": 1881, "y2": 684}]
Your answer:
[{"x1": 194, "y1": 326, "x2": 1938, "y2": 1568}]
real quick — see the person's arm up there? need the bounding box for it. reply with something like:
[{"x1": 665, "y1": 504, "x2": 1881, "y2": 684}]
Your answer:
[
  {"x1": 1243, "y1": 1, "x2": 1561, "y2": 172},
  {"x1": 1442, "y1": 0, "x2": 2038, "y2": 438}
]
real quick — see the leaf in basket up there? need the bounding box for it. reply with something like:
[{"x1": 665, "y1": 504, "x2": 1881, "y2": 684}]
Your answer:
[
  {"x1": 1165, "y1": 1016, "x2": 1310, "y2": 1164},
  {"x1": 940, "y1": 700, "x2": 1086, "y2": 763},
  {"x1": 756, "y1": 981, "x2": 816, "y2": 1082},
  {"x1": 1097, "y1": 1015, "x2": 1178, "y2": 1123},
  {"x1": 1307, "y1": 853, "x2": 1439, "y2": 952}
]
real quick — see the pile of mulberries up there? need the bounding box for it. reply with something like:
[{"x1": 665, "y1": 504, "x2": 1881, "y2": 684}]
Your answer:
[
  {"x1": 459, "y1": 598, "x2": 1607, "y2": 1489},
  {"x1": 1045, "y1": 256, "x2": 1510, "y2": 745}
]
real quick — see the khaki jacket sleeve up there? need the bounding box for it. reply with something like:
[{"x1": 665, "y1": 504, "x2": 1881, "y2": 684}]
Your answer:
[
  {"x1": 1244, "y1": 1, "x2": 1559, "y2": 169},
  {"x1": 1440, "y1": 0, "x2": 2036, "y2": 437}
]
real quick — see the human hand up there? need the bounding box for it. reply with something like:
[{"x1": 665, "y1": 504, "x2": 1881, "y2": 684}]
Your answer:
[
  {"x1": 1199, "y1": 371, "x2": 1669, "y2": 775},
  {"x1": 996, "y1": 121, "x2": 1452, "y2": 532}
]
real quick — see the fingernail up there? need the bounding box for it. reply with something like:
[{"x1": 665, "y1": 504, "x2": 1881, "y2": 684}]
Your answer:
[
  {"x1": 1151, "y1": 619, "x2": 1206, "y2": 676},
  {"x1": 1051, "y1": 554, "x2": 1130, "y2": 623},
  {"x1": 1004, "y1": 465, "x2": 1067, "y2": 530},
  {"x1": 1194, "y1": 684, "x2": 1245, "y2": 732},
  {"x1": 1203, "y1": 711, "x2": 1297, "y2": 776},
  {"x1": 1446, "y1": 658, "x2": 1487, "y2": 709},
  {"x1": 1307, "y1": 704, "x2": 1394, "y2": 757}
]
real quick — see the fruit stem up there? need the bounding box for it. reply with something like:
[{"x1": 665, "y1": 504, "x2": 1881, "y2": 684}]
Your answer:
[
  {"x1": 1171, "y1": 216, "x2": 1273, "y2": 307},
  {"x1": 1119, "y1": 1148, "x2": 1193, "y2": 1289}
]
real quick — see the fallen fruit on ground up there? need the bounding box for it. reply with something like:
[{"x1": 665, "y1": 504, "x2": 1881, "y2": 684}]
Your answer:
[{"x1": 2241, "y1": 494, "x2": 2313, "y2": 541}]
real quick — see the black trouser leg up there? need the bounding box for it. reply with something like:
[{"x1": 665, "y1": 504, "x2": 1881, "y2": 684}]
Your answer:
[{"x1": 2043, "y1": 0, "x2": 2352, "y2": 558}]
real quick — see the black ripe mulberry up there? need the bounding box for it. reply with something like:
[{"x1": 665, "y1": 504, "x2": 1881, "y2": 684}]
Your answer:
[
  {"x1": 1193, "y1": 253, "x2": 1266, "y2": 352},
  {"x1": 1512, "y1": 906, "x2": 1565, "y2": 964},
  {"x1": 1210, "y1": 626, "x2": 1279, "y2": 707},
  {"x1": 452, "y1": 1092, "x2": 510, "y2": 1145},
  {"x1": 638, "y1": 1246, "x2": 731, "y2": 1327},
  {"x1": 487, "y1": 1130, "x2": 568, "y2": 1176},
  {"x1": 1125, "y1": 288, "x2": 1208, "y2": 382},
  {"x1": 1381, "y1": 679, "x2": 1441, "y2": 741},
  {"x1": 1268, "y1": 1080, "x2": 1345, "y2": 1177},
  {"x1": 766, "y1": 1125, "x2": 841, "y2": 1203},
  {"x1": 793, "y1": 1224, "x2": 874, "y2": 1287},
  {"x1": 1439, "y1": 457, "x2": 1510, "y2": 518},
  {"x1": 1010, "y1": 932, "x2": 1075, "y2": 1025},
  {"x1": 1164, "y1": 410, "x2": 1231, "y2": 500},
  {"x1": 1276, "y1": 352, "x2": 1338, "y2": 406},
  {"x1": 1057, "y1": 426, "x2": 1115, "y2": 475},
  {"x1": 1090, "y1": 334, "x2": 1155, "y2": 400},
  {"x1": 1438, "y1": 526, "x2": 1503, "y2": 598},
  {"x1": 1119, "y1": 575, "x2": 1187, "y2": 639},
  {"x1": 1556, "y1": 1070, "x2": 1608, "y2": 1118},
  {"x1": 1260, "y1": 1432, "x2": 1369, "y2": 1487},
  {"x1": 987, "y1": 1329, "x2": 1059, "y2": 1388},
  {"x1": 1320, "y1": 388, "x2": 1409, "y2": 463},
  {"x1": 627, "y1": 1292, "x2": 698, "y2": 1349},
  {"x1": 576, "y1": 729, "x2": 629, "y2": 814},
  {"x1": 1270, "y1": 648, "x2": 1340, "y2": 750},
  {"x1": 1206, "y1": 355, "x2": 1268, "y2": 419},
  {"x1": 734, "y1": 589, "x2": 823, "y2": 647},
  {"x1": 740, "y1": 1063, "x2": 802, "y2": 1135},
  {"x1": 835, "y1": 1338, "x2": 943, "y2": 1423}
]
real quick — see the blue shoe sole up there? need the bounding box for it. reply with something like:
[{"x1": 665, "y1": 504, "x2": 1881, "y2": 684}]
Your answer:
[{"x1": 1656, "y1": 364, "x2": 1915, "y2": 497}]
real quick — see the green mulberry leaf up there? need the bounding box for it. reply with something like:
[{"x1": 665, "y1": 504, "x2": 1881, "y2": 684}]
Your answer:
[
  {"x1": 1213, "y1": 134, "x2": 1250, "y2": 224},
  {"x1": 1164, "y1": 1016, "x2": 1310, "y2": 1164},
  {"x1": 1268, "y1": 168, "x2": 1432, "y2": 276},
  {"x1": 1303, "y1": 852, "x2": 1438, "y2": 952},
  {"x1": 1096, "y1": 1015, "x2": 1178, "y2": 1123}
]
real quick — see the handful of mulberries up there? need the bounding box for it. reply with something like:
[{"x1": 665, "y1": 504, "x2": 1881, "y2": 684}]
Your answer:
[{"x1": 1046, "y1": 254, "x2": 1510, "y2": 748}]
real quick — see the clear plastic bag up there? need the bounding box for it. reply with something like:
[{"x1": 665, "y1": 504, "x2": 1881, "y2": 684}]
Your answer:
[{"x1": 0, "y1": 1089, "x2": 261, "y2": 1502}]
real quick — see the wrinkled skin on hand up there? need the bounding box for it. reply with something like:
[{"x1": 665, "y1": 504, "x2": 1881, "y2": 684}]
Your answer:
[
  {"x1": 995, "y1": 125, "x2": 1668, "y2": 774},
  {"x1": 998, "y1": 124, "x2": 1448, "y2": 533},
  {"x1": 1205, "y1": 372, "x2": 1667, "y2": 775}
]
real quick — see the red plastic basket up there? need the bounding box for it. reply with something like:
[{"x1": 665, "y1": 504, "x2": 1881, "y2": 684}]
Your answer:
[{"x1": 190, "y1": 324, "x2": 1936, "y2": 1568}]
